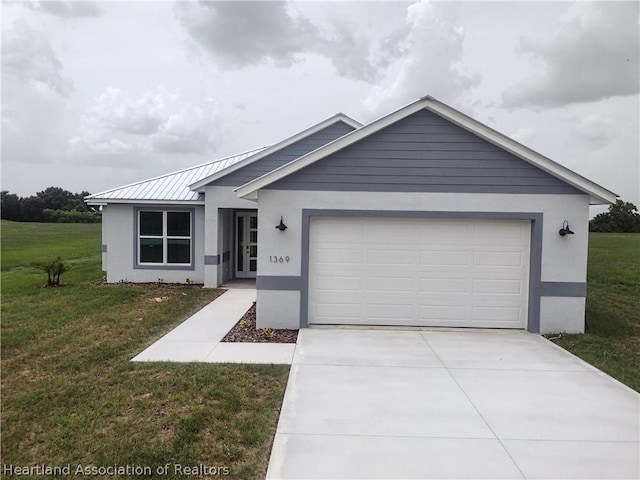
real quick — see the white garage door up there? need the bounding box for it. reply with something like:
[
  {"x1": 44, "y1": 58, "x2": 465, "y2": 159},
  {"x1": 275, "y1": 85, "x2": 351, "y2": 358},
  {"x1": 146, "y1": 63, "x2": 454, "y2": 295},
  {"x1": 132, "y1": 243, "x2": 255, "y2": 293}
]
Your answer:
[{"x1": 308, "y1": 217, "x2": 530, "y2": 329}]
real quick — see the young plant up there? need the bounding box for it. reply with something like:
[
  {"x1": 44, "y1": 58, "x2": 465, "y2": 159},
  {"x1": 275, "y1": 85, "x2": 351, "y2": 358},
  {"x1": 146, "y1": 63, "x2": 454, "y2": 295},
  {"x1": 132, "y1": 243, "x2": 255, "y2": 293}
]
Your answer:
[
  {"x1": 33, "y1": 257, "x2": 71, "y2": 287},
  {"x1": 260, "y1": 327, "x2": 274, "y2": 338}
]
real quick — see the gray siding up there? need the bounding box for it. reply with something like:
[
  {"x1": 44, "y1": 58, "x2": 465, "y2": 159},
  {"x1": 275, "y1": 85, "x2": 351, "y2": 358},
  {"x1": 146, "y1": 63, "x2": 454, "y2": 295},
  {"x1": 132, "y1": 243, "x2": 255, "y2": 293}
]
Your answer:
[
  {"x1": 212, "y1": 121, "x2": 355, "y2": 187},
  {"x1": 267, "y1": 109, "x2": 582, "y2": 195}
]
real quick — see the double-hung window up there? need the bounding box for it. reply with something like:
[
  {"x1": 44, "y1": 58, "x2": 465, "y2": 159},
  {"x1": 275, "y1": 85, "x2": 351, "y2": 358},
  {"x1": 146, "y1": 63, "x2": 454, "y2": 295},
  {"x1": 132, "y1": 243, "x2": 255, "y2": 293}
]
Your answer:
[{"x1": 138, "y1": 210, "x2": 192, "y2": 266}]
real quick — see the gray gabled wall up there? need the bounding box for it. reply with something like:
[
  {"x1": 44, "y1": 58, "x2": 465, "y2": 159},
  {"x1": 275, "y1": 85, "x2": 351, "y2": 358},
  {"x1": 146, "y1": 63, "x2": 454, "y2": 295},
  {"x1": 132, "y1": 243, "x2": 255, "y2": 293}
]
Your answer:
[
  {"x1": 212, "y1": 121, "x2": 355, "y2": 187},
  {"x1": 267, "y1": 109, "x2": 582, "y2": 195}
]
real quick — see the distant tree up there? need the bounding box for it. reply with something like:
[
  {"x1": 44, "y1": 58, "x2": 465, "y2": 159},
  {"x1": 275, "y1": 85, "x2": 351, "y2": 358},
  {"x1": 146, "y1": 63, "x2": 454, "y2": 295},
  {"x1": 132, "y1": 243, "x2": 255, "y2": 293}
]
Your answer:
[
  {"x1": 36, "y1": 187, "x2": 74, "y2": 211},
  {"x1": 590, "y1": 200, "x2": 640, "y2": 233},
  {"x1": 1, "y1": 187, "x2": 98, "y2": 223},
  {"x1": 21, "y1": 196, "x2": 46, "y2": 222},
  {"x1": 65, "y1": 191, "x2": 93, "y2": 212},
  {"x1": 1, "y1": 191, "x2": 22, "y2": 221}
]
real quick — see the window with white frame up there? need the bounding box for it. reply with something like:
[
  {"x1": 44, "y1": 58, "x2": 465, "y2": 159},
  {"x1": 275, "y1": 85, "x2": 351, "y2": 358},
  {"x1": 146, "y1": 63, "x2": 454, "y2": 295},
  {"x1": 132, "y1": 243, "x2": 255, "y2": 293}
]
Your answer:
[{"x1": 138, "y1": 210, "x2": 191, "y2": 265}]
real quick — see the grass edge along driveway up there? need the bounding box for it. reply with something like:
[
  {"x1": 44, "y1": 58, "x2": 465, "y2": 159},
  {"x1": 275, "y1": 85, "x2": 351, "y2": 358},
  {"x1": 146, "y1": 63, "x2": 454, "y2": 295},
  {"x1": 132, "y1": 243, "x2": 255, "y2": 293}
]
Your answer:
[{"x1": 550, "y1": 233, "x2": 639, "y2": 392}]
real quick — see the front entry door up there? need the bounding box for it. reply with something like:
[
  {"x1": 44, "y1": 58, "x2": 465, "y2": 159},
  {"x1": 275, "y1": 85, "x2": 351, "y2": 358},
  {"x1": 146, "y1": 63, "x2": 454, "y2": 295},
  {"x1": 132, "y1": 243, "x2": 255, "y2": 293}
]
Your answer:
[{"x1": 235, "y1": 212, "x2": 258, "y2": 278}]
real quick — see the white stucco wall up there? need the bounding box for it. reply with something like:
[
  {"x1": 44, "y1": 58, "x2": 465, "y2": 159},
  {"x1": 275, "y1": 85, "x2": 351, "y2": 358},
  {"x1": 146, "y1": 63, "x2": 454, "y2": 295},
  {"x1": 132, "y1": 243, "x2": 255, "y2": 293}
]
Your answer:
[
  {"x1": 540, "y1": 297, "x2": 587, "y2": 334},
  {"x1": 254, "y1": 190, "x2": 591, "y2": 333},
  {"x1": 102, "y1": 203, "x2": 205, "y2": 284},
  {"x1": 256, "y1": 290, "x2": 301, "y2": 329}
]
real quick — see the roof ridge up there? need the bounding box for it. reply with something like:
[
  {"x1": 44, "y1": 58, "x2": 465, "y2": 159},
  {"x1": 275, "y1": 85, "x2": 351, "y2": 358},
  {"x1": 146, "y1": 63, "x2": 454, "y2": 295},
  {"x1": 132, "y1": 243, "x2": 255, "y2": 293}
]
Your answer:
[{"x1": 86, "y1": 145, "x2": 269, "y2": 198}]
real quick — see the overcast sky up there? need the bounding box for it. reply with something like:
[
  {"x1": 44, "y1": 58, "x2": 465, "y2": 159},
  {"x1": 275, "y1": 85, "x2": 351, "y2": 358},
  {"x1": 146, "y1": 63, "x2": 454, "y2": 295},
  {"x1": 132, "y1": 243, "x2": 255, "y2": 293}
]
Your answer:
[{"x1": 2, "y1": 1, "x2": 638, "y2": 211}]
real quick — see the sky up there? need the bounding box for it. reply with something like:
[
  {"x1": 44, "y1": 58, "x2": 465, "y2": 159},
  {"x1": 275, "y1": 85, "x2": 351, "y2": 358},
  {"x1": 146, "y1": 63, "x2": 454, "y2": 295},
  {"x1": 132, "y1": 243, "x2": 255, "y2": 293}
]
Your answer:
[{"x1": 2, "y1": 1, "x2": 639, "y2": 213}]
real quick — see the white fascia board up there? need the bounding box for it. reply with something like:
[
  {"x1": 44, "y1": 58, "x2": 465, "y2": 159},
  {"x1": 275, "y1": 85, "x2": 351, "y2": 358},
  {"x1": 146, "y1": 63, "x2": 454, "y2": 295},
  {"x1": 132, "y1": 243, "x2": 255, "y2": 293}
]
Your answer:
[
  {"x1": 424, "y1": 99, "x2": 618, "y2": 205},
  {"x1": 236, "y1": 99, "x2": 428, "y2": 198},
  {"x1": 189, "y1": 113, "x2": 362, "y2": 192},
  {"x1": 85, "y1": 199, "x2": 205, "y2": 206}
]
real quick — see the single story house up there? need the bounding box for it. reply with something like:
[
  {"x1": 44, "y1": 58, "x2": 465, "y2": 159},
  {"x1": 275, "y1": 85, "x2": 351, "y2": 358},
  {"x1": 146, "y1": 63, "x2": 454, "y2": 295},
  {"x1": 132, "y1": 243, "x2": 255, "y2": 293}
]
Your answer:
[{"x1": 86, "y1": 95, "x2": 617, "y2": 334}]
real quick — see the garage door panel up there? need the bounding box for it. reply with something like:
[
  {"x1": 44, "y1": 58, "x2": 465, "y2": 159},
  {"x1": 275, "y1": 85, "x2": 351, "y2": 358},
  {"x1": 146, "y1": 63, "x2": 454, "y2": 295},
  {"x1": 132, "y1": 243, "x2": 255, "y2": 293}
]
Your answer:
[
  {"x1": 309, "y1": 217, "x2": 530, "y2": 329},
  {"x1": 315, "y1": 275, "x2": 361, "y2": 291},
  {"x1": 366, "y1": 276, "x2": 415, "y2": 292},
  {"x1": 366, "y1": 304, "x2": 414, "y2": 320},
  {"x1": 473, "y1": 279, "x2": 523, "y2": 295},
  {"x1": 315, "y1": 248, "x2": 363, "y2": 264},
  {"x1": 474, "y1": 222, "x2": 526, "y2": 239},
  {"x1": 474, "y1": 251, "x2": 524, "y2": 267},
  {"x1": 420, "y1": 251, "x2": 469, "y2": 266},
  {"x1": 419, "y1": 222, "x2": 471, "y2": 241},
  {"x1": 366, "y1": 221, "x2": 419, "y2": 240},
  {"x1": 367, "y1": 249, "x2": 415, "y2": 265},
  {"x1": 314, "y1": 302, "x2": 361, "y2": 319},
  {"x1": 419, "y1": 277, "x2": 468, "y2": 294},
  {"x1": 473, "y1": 306, "x2": 522, "y2": 323},
  {"x1": 419, "y1": 305, "x2": 467, "y2": 321},
  {"x1": 311, "y1": 219, "x2": 364, "y2": 242}
]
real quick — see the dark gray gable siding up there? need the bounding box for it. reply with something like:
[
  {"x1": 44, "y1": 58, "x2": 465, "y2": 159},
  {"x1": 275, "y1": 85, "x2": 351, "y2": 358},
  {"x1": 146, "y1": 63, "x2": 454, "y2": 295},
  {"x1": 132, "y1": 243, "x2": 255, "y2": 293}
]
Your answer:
[
  {"x1": 266, "y1": 109, "x2": 583, "y2": 195},
  {"x1": 212, "y1": 121, "x2": 355, "y2": 187}
]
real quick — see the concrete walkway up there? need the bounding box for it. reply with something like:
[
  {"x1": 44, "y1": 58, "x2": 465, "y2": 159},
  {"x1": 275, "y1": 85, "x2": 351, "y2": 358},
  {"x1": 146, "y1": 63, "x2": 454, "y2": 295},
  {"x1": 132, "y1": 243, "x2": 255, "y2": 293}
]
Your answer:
[
  {"x1": 131, "y1": 286, "x2": 296, "y2": 364},
  {"x1": 267, "y1": 328, "x2": 640, "y2": 479}
]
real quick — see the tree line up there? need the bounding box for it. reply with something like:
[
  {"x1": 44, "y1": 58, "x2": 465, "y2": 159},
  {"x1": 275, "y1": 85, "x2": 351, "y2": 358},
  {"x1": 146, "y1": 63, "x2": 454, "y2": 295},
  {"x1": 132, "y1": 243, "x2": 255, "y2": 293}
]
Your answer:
[
  {"x1": 1, "y1": 187, "x2": 101, "y2": 223},
  {"x1": 589, "y1": 200, "x2": 640, "y2": 233},
  {"x1": 1, "y1": 187, "x2": 638, "y2": 231}
]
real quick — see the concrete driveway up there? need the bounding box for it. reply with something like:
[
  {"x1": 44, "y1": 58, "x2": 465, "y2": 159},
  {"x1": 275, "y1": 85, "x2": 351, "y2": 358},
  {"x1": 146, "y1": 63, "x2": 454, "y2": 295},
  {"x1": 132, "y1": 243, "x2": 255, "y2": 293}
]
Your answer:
[{"x1": 267, "y1": 328, "x2": 639, "y2": 479}]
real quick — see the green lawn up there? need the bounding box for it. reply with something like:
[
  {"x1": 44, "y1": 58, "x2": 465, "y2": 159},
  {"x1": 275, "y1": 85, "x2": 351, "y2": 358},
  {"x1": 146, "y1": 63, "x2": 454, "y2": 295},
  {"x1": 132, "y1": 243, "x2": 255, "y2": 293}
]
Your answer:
[
  {"x1": 1, "y1": 220, "x2": 289, "y2": 479},
  {"x1": 551, "y1": 233, "x2": 640, "y2": 392}
]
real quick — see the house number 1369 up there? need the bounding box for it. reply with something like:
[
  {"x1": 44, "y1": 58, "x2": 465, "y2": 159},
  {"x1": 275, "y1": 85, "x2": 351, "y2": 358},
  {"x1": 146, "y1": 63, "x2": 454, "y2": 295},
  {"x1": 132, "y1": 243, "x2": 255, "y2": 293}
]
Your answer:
[{"x1": 270, "y1": 256, "x2": 290, "y2": 263}]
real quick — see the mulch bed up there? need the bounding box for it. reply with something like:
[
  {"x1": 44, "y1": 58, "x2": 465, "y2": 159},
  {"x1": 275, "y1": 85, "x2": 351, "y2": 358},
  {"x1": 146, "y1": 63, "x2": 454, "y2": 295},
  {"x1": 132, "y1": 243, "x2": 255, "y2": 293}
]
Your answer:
[
  {"x1": 222, "y1": 303, "x2": 299, "y2": 343},
  {"x1": 90, "y1": 279, "x2": 203, "y2": 287}
]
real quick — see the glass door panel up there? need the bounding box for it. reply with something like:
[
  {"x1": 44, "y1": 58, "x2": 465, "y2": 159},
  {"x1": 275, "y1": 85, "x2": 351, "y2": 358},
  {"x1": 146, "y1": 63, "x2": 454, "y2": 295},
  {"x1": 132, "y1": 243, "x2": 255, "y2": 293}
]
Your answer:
[{"x1": 235, "y1": 212, "x2": 258, "y2": 278}]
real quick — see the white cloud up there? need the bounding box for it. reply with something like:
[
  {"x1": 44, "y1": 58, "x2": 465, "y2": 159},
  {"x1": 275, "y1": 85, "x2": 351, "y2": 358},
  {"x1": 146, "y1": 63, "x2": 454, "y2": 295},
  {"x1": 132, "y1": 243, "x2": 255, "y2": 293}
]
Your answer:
[
  {"x1": 502, "y1": 2, "x2": 639, "y2": 108},
  {"x1": 152, "y1": 99, "x2": 221, "y2": 155},
  {"x1": 2, "y1": 18, "x2": 73, "y2": 96},
  {"x1": 69, "y1": 88, "x2": 221, "y2": 159},
  {"x1": 1, "y1": 18, "x2": 73, "y2": 166},
  {"x1": 364, "y1": 1, "x2": 481, "y2": 116},
  {"x1": 177, "y1": 1, "x2": 321, "y2": 69},
  {"x1": 176, "y1": 1, "x2": 405, "y2": 83},
  {"x1": 86, "y1": 87, "x2": 166, "y2": 135},
  {"x1": 317, "y1": 19, "x2": 380, "y2": 82}
]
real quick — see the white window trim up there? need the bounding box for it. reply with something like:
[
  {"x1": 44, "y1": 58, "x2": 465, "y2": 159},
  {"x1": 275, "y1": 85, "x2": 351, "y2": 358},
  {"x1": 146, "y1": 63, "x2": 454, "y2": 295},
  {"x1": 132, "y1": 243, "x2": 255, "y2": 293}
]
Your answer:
[{"x1": 137, "y1": 209, "x2": 193, "y2": 268}]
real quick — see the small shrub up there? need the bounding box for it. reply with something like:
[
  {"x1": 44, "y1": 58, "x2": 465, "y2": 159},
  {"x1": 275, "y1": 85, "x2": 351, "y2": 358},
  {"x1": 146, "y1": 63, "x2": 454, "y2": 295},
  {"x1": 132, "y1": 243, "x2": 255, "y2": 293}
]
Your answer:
[
  {"x1": 239, "y1": 319, "x2": 252, "y2": 329},
  {"x1": 33, "y1": 257, "x2": 71, "y2": 287},
  {"x1": 42, "y1": 209, "x2": 101, "y2": 223},
  {"x1": 260, "y1": 327, "x2": 274, "y2": 338}
]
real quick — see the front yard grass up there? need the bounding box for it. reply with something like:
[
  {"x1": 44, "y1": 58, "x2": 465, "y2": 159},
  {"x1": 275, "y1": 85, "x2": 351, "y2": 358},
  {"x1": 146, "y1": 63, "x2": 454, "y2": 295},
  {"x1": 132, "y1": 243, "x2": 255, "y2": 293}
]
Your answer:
[
  {"x1": 1, "y1": 221, "x2": 289, "y2": 479},
  {"x1": 550, "y1": 233, "x2": 640, "y2": 392}
]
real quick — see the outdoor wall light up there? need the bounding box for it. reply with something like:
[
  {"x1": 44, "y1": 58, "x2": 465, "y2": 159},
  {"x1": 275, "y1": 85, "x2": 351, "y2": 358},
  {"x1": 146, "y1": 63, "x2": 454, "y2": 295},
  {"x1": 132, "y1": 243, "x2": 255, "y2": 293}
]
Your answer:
[
  {"x1": 275, "y1": 216, "x2": 288, "y2": 231},
  {"x1": 559, "y1": 220, "x2": 575, "y2": 236}
]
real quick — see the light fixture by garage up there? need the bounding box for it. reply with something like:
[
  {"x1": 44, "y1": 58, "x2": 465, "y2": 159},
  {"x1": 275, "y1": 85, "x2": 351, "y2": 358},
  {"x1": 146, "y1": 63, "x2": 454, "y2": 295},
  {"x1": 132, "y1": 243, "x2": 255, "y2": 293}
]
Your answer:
[{"x1": 559, "y1": 220, "x2": 574, "y2": 236}]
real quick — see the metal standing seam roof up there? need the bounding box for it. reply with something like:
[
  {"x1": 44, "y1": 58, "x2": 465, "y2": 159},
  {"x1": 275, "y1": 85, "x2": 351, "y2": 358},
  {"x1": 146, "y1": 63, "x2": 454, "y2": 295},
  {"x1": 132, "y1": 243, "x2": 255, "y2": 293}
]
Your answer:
[{"x1": 85, "y1": 146, "x2": 269, "y2": 203}]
